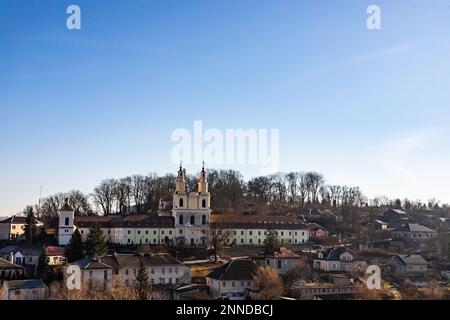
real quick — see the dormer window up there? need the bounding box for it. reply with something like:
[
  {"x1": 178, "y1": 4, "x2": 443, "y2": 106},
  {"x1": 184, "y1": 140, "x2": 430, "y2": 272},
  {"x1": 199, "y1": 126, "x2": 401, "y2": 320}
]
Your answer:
[
  {"x1": 202, "y1": 199, "x2": 206, "y2": 208},
  {"x1": 65, "y1": 217, "x2": 69, "y2": 226}
]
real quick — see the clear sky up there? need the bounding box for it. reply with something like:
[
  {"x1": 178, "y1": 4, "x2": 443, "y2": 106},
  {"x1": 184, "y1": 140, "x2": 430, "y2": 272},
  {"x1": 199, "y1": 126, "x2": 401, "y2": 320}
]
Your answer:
[{"x1": 1, "y1": 0, "x2": 450, "y2": 215}]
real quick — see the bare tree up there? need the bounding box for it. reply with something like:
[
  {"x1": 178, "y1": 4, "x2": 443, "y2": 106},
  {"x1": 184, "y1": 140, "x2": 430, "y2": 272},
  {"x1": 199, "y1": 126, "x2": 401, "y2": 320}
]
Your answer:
[{"x1": 91, "y1": 179, "x2": 116, "y2": 215}]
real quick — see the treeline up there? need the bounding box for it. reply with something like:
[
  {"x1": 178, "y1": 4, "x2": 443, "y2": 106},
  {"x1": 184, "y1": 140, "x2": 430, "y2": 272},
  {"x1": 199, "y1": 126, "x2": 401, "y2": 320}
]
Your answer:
[{"x1": 29, "y1": 169, "x2": 449, "y2": 221}]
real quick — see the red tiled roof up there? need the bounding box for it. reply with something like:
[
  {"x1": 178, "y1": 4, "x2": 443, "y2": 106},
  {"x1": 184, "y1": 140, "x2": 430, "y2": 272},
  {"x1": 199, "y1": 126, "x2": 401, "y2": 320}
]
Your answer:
[{"x1": 46, "y1": 246, "x2": 65, "y2": 256}]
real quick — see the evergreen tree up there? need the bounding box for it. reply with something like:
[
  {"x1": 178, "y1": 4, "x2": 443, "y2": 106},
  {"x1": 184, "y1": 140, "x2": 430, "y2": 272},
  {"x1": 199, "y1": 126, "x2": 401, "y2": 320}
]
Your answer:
[
  {"x1": 24, "y1": 206, "x2": 36, "y2": 244},
  {"x1": 263, "y1": 228, "x2": 279, "y2": 256},
  {"x1": 84, "y1": 224, "x2": 108, "y2": 258},
  {"x1": 65, "y1": 229, "x2": 85, "y2": 262},
  {"x1": 134, "y1": 259, "x2": 150, "y2": 300}
]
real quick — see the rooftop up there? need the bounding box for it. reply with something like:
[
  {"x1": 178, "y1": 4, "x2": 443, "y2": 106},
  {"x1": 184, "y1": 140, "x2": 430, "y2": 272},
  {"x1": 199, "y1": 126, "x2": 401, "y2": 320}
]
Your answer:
[
  {"x1": 207, "y1": 259, "x2": 258, "y2": 281},
  {"x1": 4, "y1": 279, "x2": 45, "y2": 290}
]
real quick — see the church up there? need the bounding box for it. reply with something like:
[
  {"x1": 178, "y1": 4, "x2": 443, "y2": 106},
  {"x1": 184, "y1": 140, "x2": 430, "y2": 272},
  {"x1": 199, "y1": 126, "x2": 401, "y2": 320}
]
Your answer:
[{"x1": 57, "y1": 165, "x2": 309, "y2": 247}]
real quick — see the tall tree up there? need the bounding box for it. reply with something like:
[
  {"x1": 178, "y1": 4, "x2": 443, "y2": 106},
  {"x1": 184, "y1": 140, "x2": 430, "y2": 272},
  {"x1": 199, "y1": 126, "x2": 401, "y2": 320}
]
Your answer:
[
  {"x1": 134, "y1": 259, "x2": 150, "y2": 300},
  {"x1": 91, "y1": 179, "x2": 116, "y2": 215},
  {"x1": 24, "y1": 206, "x2": 36, "y2": 244},
  {"x1": 209, "y1": 229, "x2": 230, "y2": 262},
  {"x1": 263, "y1": 228, "x2": 279, "y2": 256},
  {"x1": 84, "y1": 224, "x2": 108, "y2": 258},
  {"x1": 65, "y1": 229, "x2": 85, "y2": 262}
]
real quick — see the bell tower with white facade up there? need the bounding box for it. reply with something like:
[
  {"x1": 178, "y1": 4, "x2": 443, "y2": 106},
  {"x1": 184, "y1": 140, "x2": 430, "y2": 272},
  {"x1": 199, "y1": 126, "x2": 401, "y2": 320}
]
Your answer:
[
  {"x1": 58, "y1": 198, "x2": 75, "y2": 246},
  {"x1": 172, "y1": 164, "x2": 211, "y2": 246}
]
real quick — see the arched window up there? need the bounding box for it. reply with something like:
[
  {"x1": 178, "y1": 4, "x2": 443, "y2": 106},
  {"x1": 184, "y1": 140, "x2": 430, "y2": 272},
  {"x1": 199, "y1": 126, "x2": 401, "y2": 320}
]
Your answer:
[
  {"x1": 179, "y1": 215, "x2": 184, "y2": 225},
  {"x1": 202, "y1": 199, "x2": 206, "y2": 208},
  {"x1": 202, "y1": 215, "x2": 206, "y2": 225},
  {"x1": 65, "y1": 217, "x2": 69, "y2": 226},
  {"x1": 179, "y1": 198, "x2": 184, "y2": 207},
  {"x1": 190, "y1": 215, "x2": 195, "y2": 225}
]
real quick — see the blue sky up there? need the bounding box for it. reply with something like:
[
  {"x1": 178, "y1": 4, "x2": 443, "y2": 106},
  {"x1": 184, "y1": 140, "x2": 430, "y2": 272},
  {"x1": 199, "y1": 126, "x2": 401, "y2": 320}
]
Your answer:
[{"x1": 1, "y1": 0, "x2": 450, "y2": 214}]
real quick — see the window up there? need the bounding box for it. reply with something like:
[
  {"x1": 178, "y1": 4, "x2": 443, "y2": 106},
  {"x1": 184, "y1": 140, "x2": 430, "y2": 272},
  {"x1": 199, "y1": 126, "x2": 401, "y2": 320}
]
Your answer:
[
  {"x1": 202, "y1": 199, "x2": 206, "y2": 208},
  {"x1": 179, "y1": 215, "x2": 184, "y2": 225},
  {"x1": 151, "y1": 268, "x2": 155, "y2": 274},
  {"x1": 249, "y1": 231, "x2": 253, "y2": 236},
  {"x1": 125, "y1": 269, "x2": 129, "y2": 275},
  {"x1": 146, "y1": 230, "x2": 148, "y2": 234},
  {"x1": 138, "y1": 230, "x2": 141, "y2": 234},
  {"x1": 202, "y1": 215, "x2": 206, "y2": 225},
  {"x1": 222, "y1": 282, "x2": 226, "y2": 287},
  {"x1": 65, "y1": 217, "x2": 69, "y2": 226},
  {"x1": 258, "y1": 231, "x2": 261, "y2": 235},
  {"x1": 277, "y1": 260, "x2": 282, "y2": 269},
  {"x1": 232, "y1": 282, "x2": 235, "y2": 287},
  {"x1": 128, "y1": 230, "x2": 131, "y2": 234},
  {"x1": 190, "y1": 216, "x2": 195, "y2": 225},
  {"x1": 266, "y1": 259, "x2": 270, "y2": 266},
  {"x1": 161, "y1": 230, "x2": 165, "y2": 235},
  {"x1": 179, "y1": 199, "x2": 184, "y2": 207},
  {"x1": 104, "y1": 270, "x2": 108, "y2": 280},
  {"x1": 241, "y1": 231, "x2": 244, "y2": 236}
]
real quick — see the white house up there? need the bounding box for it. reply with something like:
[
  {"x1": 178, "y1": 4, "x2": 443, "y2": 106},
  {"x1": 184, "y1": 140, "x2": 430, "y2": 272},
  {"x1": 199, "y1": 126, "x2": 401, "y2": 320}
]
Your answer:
[
  {"x1": 100, "y1": 253, "x2": 191, "y2": 286},
  {"x1": 265, "y1": 247, "x2": 305, "y2": 275},
  {"x1": 206, "y1": 259, "x2": 258, "y2": 300},
  {"x1": 66, "y1": 258, "x2": 113, "y2": 291},
  {"x1": 0, "y1": 244, "x2": 41, "y2": 267},
  {"x1": 313, "y1": 247, "x2": 367, "y2": 272},
  {"x1": 0, "y1": 215, "x2": 43, "y2": 241}
]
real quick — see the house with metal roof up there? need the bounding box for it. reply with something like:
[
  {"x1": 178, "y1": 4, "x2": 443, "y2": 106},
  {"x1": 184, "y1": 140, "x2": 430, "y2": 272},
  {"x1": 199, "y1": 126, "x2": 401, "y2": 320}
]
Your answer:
[
  {"x1": 313, "y1": 247, "x2": 368, "y2": 272},
  {"x1": 390, "y1": 254, "x2": 428, "y2": 275},
  {"x1": 1, "y1": 279, "x2": 46, "y2": 300},
  {"x1": 206, "y1": 259, "x2": 258, "y2": 300},
  {"x1": 392, "y1": 223, "x2": 437, "y2": 241}
]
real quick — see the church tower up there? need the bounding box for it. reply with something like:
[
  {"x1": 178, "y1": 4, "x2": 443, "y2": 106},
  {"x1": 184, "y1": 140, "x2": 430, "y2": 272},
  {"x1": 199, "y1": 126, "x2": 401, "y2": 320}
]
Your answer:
[
  {"x1": 172, "y1": 164, "x2": 211, "y2": 246},
  {"x1": 58, "y1": 198, "x2": 75, "y2": 246}
]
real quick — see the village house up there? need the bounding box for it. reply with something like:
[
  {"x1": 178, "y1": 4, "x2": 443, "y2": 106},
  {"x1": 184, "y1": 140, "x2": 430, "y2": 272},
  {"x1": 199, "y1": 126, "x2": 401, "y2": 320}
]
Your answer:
[
  {"x1": 313, "y1": 247, "x2": 367, "y2": 272},
  {"x1": 99, "y1": 253, "x2": 191, "y2": 286},
  {"x1": 379, "y1": 209, "x2": 409, "y2": 225},
  {"x1": 0, "y1": 257, "x2": 24, "y2": 281},
  {"x1": 211, "y1": 215, "x2": 309, "y2": 246},
  {"x1": 308, "y1": 223, "x2": 329, "y2": 239},
  {"x1": 1, "y1": 279, "x2": 47, "y2": 300},
  {"x1": 374, "y1": 219, "x2": 389, "y2": 230},
  {"x1": 265, "y1": 247, "x2": 304, "y2": 275},
  {"x1": 392, "y1": 223, "x2": 437, "y2": 241},
  {"x1": 44, "y1": 246, "x2": 66, "y2": 266},
  {"x1": 206, "y1": 259, "x2": 258, "y2": 300},
  {"x1": 0, "y1": 244, "x2": 41, "y2": 267},
  {"x1": 66, "y1": 258, "x2": 113, "y2": 290},
  {"x1": 0, "y1": 215, "x2": 44, "y2": 241},
  {"x1": 390, "y1": 254, "x2": 428, "y2": 275}
]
